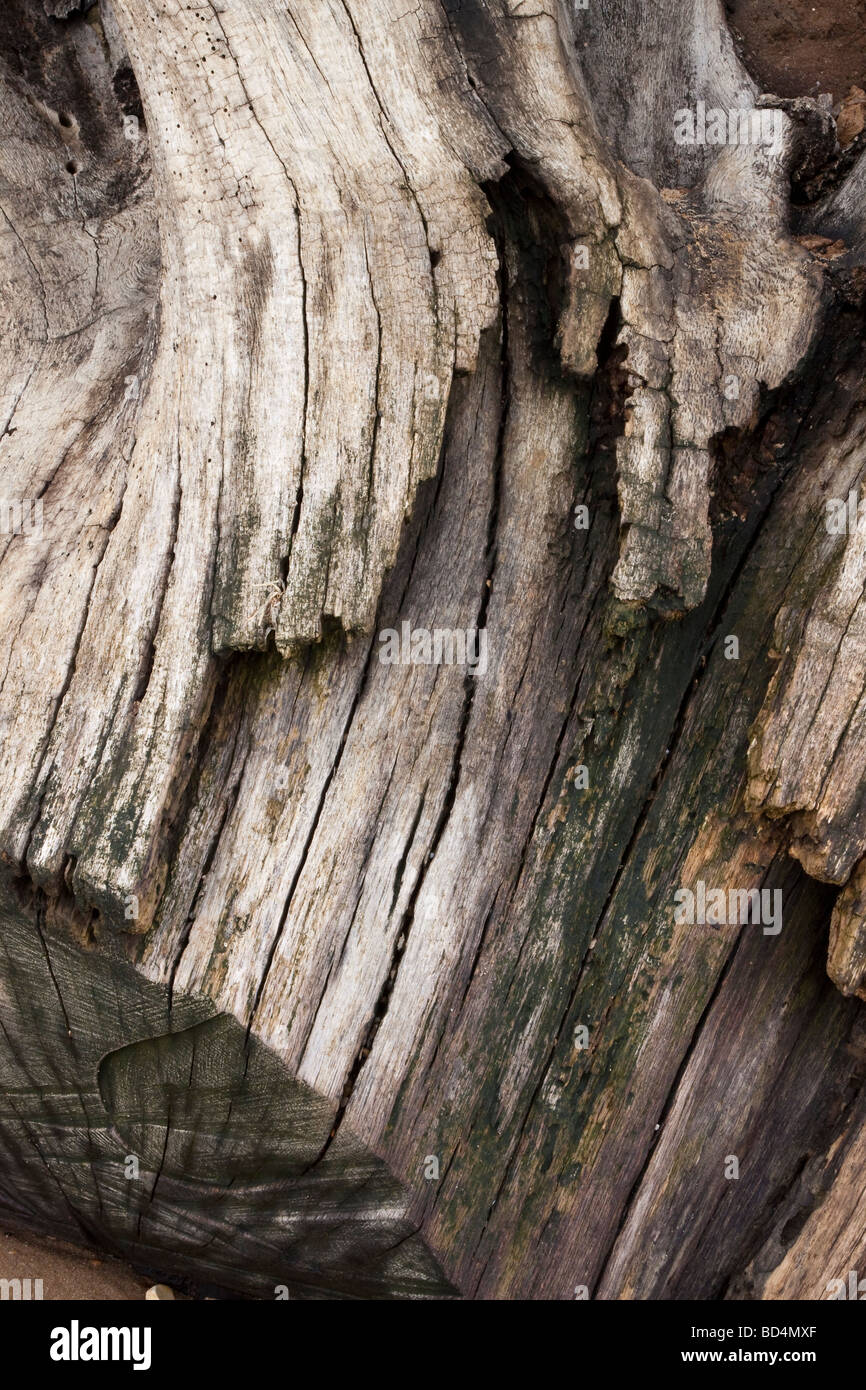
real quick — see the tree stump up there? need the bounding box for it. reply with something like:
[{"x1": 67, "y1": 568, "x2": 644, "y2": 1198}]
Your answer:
[{"x1": 1, "y1": 0, "x2": 866, "y2": 1300}]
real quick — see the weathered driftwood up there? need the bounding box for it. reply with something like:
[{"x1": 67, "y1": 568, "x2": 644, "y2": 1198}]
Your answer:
[{"x1": 1, "y1": 0, "x2": 866, "y2": 1299}]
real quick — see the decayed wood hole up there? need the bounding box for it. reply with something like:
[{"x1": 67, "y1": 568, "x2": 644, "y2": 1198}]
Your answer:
[{"x1": 1, "y1": 0, "x2": 866, "y2": 1300}]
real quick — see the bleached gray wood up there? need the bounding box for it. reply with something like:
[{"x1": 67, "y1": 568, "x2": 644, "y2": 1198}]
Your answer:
[{"x1": 1, "y1": 0, "x2": 865, "y2": 1301}]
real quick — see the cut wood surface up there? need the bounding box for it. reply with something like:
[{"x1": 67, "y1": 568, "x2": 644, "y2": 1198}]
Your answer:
[{"x1": 1, "y1": 0, "x2": 866, "y2": 1300}]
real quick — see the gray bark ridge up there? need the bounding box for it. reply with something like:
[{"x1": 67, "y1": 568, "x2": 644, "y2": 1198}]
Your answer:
[{"x1": 0, "y1": 0, "x2": 824, "y2": 938}]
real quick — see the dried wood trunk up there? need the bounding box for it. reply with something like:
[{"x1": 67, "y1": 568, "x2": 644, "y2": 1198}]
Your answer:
[{"x1": 1, "y1": 0, "x2": 866, "y2": 1300}]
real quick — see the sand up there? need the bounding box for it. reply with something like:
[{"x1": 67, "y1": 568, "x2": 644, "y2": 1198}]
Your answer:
[{"x1": 0, "y1": 1227, "x2": 153, "y2": 1300}]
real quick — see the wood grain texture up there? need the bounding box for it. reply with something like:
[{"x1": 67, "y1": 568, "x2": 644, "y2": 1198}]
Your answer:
[{"x1": 0, "y1": 0, "x2": 865, "y2": 1301}]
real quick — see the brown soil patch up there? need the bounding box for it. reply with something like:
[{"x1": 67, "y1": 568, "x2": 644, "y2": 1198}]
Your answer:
[{"x1": 726, "y1": 0, "x2": 866, "y2": 105}]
